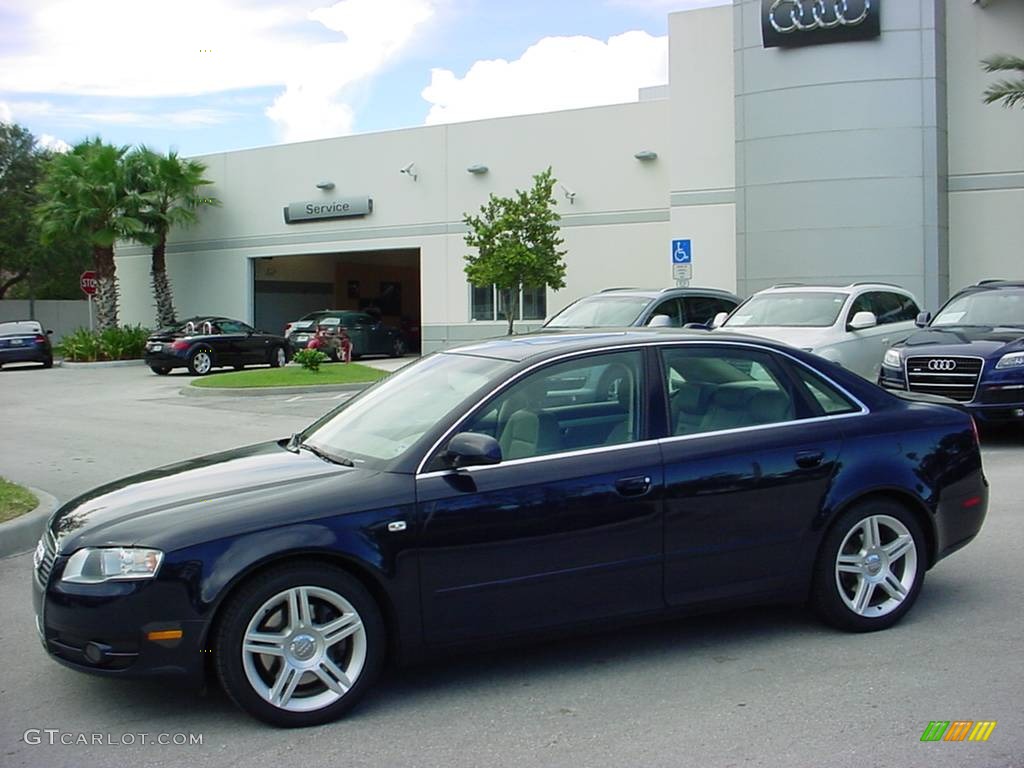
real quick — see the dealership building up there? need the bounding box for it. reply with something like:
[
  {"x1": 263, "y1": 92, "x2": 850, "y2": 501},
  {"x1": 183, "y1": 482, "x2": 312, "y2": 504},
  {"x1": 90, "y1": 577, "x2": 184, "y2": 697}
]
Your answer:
[{"x1": 115, "y1": 0, "x2": 1024, "y2": 353}]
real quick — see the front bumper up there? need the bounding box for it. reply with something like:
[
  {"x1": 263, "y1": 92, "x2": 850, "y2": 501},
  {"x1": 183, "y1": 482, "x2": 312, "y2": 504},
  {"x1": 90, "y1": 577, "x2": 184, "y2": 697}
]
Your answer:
[
  {"x1": 879, "y1": 367, "x2": 1024, "y2": 423},
  {"x1": 33, "y1": 557, "x2": 208, "y2": 684}
]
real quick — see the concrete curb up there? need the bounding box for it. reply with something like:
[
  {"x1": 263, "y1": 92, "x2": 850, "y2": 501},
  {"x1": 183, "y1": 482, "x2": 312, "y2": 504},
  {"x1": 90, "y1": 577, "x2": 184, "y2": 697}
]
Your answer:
[
  {"x1": 0, "y1": 487, "x2": 59, "y2": 558},
  {"x1": 180, "y1": 381, "x2": 374, "y2": 397},
  {"x1": 60, "y1": 359, "x2": 146, "y2": 368}
]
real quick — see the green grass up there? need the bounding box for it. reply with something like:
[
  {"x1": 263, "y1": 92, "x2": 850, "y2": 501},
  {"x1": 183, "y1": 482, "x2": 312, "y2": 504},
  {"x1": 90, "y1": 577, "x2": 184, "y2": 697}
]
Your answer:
[
  {"x1": 190, "y1": 363, "x2": 387, "y2": 389},
  {"x1": 0, "y1": 478, "x2": 37, "y2": 524}
]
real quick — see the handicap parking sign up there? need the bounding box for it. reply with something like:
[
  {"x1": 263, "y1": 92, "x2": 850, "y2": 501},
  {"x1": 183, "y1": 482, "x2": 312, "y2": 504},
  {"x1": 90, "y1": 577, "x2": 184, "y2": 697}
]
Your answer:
[{"x1": 671, "y1": 239, "x2": 692, "y2": 264}]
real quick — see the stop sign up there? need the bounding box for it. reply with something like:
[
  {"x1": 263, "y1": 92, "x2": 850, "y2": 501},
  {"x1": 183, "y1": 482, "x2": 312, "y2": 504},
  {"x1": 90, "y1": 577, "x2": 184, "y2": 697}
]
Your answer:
[{"x1": 80, "y1": 271, "x2": 98, "y2": 296}]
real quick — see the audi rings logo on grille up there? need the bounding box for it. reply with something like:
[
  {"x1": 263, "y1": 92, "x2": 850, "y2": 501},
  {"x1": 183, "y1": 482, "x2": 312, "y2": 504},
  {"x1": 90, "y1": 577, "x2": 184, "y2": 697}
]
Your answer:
[
  {"x1": 761, "y1": 0, "x2": 880, "y2": 48},
  {"x1": 928, "y1": 359, "x2": 958, "y2": 372}
]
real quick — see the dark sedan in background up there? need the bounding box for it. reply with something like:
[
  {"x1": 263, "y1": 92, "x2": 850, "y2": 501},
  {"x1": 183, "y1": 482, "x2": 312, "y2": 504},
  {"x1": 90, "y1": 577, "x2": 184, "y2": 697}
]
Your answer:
[
  {"x1": 0, "y1": 320, "x2": 53, "y2": 369},
  {"x1": 34, "y1": 331, "x2": 986, "y2": 727},
  {"x1": 285, "y1": 310, "x2": 406, "y2": 358},
  {"x1": 144, "y1": 316, "x2": 290, "y2": 375},
  {"x1": 880, "y1": 280, "x2": 1024, "y2": 424}
]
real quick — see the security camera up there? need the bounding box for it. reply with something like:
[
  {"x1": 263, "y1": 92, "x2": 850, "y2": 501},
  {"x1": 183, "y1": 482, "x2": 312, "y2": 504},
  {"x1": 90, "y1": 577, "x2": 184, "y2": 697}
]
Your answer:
[
  {"x1": 560, "y1": 184, "x2": 576, "y2": 204},
  {"x1": 399, "y1": 162, "x2": 418, "y2": 181}
]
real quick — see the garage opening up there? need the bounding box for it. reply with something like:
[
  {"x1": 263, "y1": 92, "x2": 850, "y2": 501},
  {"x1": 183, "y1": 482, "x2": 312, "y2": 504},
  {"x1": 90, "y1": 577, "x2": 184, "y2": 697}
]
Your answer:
[{"x1": 253, "y1": 248, "x2": 421, "y2": 353}]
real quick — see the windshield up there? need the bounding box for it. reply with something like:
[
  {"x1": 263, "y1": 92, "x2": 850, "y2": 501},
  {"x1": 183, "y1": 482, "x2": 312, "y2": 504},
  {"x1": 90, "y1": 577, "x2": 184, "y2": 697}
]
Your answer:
[
  {"x1": 725, "y1": 292, "x2": 847, "y2": 328},
  {"x1": 932, "y1": 290, "x2": 1024, "y2": 328},
  {"x1": 545, "y1": 295, "x2": 651, "y2": 328},
  {"x1": 301, "y1": 353, "x2": 514, "y2": 467}
]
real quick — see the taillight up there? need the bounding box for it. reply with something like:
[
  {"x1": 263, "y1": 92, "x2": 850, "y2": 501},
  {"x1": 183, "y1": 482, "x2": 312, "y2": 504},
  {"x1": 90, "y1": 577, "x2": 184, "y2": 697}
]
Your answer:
[
  {"x1": 284, "y1": 323, "x2": 292, "y2": 335},
  {"x1": 171, "y1": 340, "x2": 189, "y2": 351},
  {"x1": 34, "y1": 335, "x2": 46, "y2": 343}
]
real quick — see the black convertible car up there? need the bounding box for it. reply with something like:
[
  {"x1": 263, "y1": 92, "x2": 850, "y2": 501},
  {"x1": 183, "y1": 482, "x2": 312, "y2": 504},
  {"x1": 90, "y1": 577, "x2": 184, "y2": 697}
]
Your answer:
[
  {"x1": 33, "y1": 331, "x2": 987, "y2": 726},
  {"x1": 144, "y1": 316, "x2": 290, "y2": 375}
]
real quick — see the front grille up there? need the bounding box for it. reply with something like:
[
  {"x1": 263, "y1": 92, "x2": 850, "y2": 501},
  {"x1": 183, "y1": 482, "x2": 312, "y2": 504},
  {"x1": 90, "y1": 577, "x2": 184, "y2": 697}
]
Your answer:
[
  {"x1": 36, "y1": 529, "x2": 57, "y2": 585},
  {"x1": 905, "y1": 356, "x2": 983, "y2": 402}
]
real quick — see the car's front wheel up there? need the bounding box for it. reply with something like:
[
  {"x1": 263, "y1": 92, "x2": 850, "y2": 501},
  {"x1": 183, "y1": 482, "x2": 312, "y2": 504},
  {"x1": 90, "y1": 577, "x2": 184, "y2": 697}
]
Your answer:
[
  {"x1": 390, "y1": 337, "x2": 406, "y2": 358},
  {"x1": 214, "y1": 564, "x2": 385, "y2": 727},
  {"x1": 187, "y1": 349, "x2": 214, "y2": 376},
  {"x1": 150, "y1": 366, "x2": 171, "y2": 376},
  {"x1": 269, "y1": 346, "x2": 288, "y2": 368},
  {"x1": 811, "y1": 499, "x2": 925, "y2": 632}
]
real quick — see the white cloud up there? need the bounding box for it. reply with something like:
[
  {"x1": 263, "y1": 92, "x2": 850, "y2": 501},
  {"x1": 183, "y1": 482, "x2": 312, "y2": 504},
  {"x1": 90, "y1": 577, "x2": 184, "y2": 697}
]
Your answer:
[
  {"x1": 606, "y1": 0, "x2": 728, "y2": 9},
  {"x1": 0, "y1": 102, "x2": 12, "y2": 123},
  {"x1": 0, "y1": 0, "x2": 436, "y2": 143},
  {"x1": 37, "y1": 134, "x2": 71, "y2": 153},
  {"x1": 422, "y1": 30, "x2": 668, "y2": 126}
]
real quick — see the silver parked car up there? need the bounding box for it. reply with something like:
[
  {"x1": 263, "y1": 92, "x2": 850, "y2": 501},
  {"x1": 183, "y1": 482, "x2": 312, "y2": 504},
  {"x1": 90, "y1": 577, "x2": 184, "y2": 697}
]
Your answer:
[{"x1": 712, "y1": 283, "x2": 921, "y2": 380}]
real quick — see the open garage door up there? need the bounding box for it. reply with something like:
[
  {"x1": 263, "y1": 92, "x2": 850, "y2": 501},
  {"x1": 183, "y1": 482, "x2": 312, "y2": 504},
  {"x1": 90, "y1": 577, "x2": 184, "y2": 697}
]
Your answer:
[{"x1": 253, "y1": 248, "x2": 421, "y2": 352}]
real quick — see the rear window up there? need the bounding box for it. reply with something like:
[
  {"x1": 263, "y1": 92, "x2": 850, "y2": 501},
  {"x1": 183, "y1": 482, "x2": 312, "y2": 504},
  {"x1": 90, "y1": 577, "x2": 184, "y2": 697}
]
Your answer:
[{"x1": 0, "y1": 321, "x2": 42, "y2": 336}]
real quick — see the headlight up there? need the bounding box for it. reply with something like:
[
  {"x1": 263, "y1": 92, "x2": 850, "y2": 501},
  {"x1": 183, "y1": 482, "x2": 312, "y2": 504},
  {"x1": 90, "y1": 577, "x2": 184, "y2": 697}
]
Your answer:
[
  {"x1": 995, "y1": 352, "x2": 1024, "y2": 371},
  {"x1": 61, "y1": 547, "x2": 164, "y2": 584},
  {"x1": 883, "y1": 349, "x2": 902, "y2": 369}
]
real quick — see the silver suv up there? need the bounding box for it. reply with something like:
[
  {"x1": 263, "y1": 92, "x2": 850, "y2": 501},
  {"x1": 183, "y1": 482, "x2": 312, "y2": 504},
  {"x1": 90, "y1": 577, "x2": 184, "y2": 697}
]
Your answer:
[
  {"x1": 544, "y1": 287, "x2": 739, "y2": 330},
  {"x1": 713, "y1": 283, "x2": 921, "y2": 380}
]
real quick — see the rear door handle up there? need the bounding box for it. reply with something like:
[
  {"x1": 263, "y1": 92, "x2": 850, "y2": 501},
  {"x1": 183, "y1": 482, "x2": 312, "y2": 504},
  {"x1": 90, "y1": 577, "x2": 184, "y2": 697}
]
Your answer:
[
  {"x1": 615, "y1": 476, "x2": 652, "y2": 497},
  {"x1": 794, "y1": 450, "x2": 824, "y2": 469}
]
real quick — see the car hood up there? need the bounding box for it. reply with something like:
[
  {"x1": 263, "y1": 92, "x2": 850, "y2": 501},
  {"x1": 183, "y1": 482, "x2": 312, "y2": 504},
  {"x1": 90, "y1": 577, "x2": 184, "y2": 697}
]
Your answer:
[
  {"x1": 715, "y1": 326, "x2": 831, "y2": 349},
  {"x1": 48, "y1": 441, "x2": 408, "y2": 554},
  {"x1": 895, "y1": 326, "x2": 1024, "y2": 357}
]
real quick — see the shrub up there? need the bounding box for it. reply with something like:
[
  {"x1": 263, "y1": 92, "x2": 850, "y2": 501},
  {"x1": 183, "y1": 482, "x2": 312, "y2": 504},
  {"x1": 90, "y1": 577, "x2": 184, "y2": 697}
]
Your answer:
[
  {"x1": 293, "y1": 348, "x2": 328, "y2": 372},
  {"x1": 56, "y1": 325, "x2": 150, "y2": 361}
]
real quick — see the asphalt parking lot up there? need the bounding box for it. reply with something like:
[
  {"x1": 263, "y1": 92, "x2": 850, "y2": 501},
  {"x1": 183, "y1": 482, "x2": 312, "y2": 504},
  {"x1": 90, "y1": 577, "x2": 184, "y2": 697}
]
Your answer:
[{"x1": 1, "y1": 363, "x2": 1022, "y2": 768}]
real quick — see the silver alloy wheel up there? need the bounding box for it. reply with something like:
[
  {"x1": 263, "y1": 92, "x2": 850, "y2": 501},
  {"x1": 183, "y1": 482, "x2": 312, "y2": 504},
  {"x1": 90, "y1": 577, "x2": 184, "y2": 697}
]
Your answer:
[
  {"x1": 275, "y1": 347, "x2": 287, "y2": 367},
  {"x1": 192, "y1": 351, "x2": 212, "y2": 374},
  {"x1": 834, "y1": 514, "x2": 918, "y2": 618},
  {"x1": 241, "y1": 586, "x2": 367, "y2": 713}
]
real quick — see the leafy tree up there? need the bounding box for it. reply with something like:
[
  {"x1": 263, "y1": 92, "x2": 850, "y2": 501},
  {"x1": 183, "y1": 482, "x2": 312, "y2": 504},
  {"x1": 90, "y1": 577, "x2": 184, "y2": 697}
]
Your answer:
[
  {"x1": 982, "y1": 54, "x2": 1024, "y2": 109},
  {"x1": 125, "y1": 147, "x2": 219, "y2": 327},
  {"x1": 35, "y1": 138, "x2": 143, "y2": 329},
  {"x1": 463, "y1": 167, "x2": 567, "y2": 335}
]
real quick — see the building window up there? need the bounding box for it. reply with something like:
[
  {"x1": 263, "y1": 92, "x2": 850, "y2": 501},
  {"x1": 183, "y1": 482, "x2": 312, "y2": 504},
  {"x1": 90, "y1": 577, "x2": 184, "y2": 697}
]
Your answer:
[{"x1": 470, "y1": 285, "x2": 547, "y2": 321}]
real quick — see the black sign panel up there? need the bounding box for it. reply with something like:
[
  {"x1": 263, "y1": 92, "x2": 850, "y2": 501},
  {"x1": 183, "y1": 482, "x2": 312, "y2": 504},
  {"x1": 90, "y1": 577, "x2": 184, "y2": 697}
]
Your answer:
[{"x1": 761, "y1": 0, "x2": 880, "y2": 48}]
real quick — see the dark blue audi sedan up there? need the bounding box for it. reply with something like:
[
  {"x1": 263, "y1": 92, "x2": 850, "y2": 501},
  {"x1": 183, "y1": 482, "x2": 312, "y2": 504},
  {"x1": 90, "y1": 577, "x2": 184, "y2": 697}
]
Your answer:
[
  {"x1": 879, "y1": 280, "x2": 1024, "y2": 424},
  {"x1": 33, "y1": 330, "x2": 987, "y2": 726}
]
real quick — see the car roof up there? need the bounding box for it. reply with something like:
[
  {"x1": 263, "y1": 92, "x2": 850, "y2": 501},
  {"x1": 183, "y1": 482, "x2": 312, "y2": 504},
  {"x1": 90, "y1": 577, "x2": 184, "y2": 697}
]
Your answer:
[
  {"x1": 445, "y1": 328, "x2": 793, "y2": 363},
  {"x1": 588, "y1": 287, "x2": 738, "y2": 300},
  {"x1": 956, "y1": 280, "x2": 1024, "y2": 294},
  {"x1": 753, "y1": 282, "x2": 914, "y2": 296}
]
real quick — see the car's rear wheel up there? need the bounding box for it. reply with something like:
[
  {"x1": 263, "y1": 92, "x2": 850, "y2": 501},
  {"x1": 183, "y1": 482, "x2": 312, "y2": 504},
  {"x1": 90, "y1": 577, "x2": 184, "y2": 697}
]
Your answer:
[
  {"x1": 188, "y1": 349, "x2": 214, "y2": 376},
  {"x1": 150, "y1": 366, "x2": 171, "y2": 375},
  {"x1": 42, "y1": 356, "x2": 53, "y2": 369},
  {"x1": 214, "y1": 564, "x2": 384, "y2": 727},
  {"x1": 269, "y1": 346, "x2": 288, "y2": 368},
  {"x1": 810, "y1": 499, "x2": 925, "y2": 632}
]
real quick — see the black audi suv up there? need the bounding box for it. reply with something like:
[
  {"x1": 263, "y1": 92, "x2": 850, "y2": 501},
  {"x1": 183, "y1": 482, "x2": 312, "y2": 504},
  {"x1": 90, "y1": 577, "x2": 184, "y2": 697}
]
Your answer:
[{"x1": 33, "y1": 330, "x2": 987, "y2": 726}]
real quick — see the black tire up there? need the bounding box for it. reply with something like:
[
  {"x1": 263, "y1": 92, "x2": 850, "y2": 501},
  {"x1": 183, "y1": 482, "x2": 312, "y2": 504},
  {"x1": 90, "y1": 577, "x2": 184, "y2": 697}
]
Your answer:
[
  {"x1": 214, "y1": 563, "x2": 385, "y2": 727},
  {"x1": 43, "y1": 356, "x2": 53, "y2": 369},
  {"x1": 328, "y1": 348, "x2": 340, "y2": 363},
  {"x1": 390, "y1": 337, "x2": 406, "y2": 358},
  {"x1": 150, "y1": 366, "x2": 171, "y2": 376},
  {"x1": 269, "y1": 346, "x2": 288, "y2": 368},
  {"x1": 187, "y1": 348, "x2": 215, "y2": 376},
  {"x1": 810, "y1": 498, "x2": 926, "y2": 632}
]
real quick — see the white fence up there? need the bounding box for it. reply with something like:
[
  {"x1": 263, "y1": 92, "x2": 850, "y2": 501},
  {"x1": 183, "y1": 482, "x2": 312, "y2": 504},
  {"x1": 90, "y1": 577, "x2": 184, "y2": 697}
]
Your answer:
[{"x1": 0, "y1": 300, "x2": 92, "y2": 342}]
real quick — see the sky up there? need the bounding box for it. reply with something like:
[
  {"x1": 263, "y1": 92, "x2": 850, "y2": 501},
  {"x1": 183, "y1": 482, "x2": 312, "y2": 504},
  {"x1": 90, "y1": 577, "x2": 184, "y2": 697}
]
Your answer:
[{"x1": 0, "y1": 0, "x2": 727, "y2": 157}]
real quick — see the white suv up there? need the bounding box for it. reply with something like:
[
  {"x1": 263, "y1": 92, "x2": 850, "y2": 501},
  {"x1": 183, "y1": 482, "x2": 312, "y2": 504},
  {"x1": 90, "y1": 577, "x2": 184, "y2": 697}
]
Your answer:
[{"x1": 712, "y1": 283, "x2": 922, "y2": 380}]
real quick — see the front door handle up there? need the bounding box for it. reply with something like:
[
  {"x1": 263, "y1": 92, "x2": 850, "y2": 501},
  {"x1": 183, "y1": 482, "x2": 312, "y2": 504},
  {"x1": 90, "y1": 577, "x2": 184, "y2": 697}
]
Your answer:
[
  {"x1": 794, "y1": 450, "x2": 824, "y2": 469},
  {"x1": 615, "y1": 476, "x2": 652, "y2": 497}
]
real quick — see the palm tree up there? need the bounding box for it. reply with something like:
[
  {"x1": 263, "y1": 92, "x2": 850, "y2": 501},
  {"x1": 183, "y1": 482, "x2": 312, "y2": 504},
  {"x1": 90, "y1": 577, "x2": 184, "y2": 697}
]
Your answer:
[
  {"x1": 35, "y1": 139, "x2": 142, "y2": 330},
  {"x1": 126, "y1": 148, "x2": 219, "y2": 328},
  {"x1": 982, "y1": 54, "x2": 1024, "y2": 109}
]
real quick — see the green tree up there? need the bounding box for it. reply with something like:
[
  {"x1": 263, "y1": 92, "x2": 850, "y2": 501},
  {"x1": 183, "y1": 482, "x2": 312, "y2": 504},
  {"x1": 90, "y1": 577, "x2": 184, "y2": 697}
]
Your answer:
[
  {"x1": 126, "y1": 147, "x2": 219, "y2": 327},
  {"x1": 982, "y1": 54, "x2": 1024, "y2": 109},
  {"x1": 463, "y1": 167, "x2": 567, "y2": 335},
  {"x1": 35, "y1": 138, "x2": 143, "y2": 329}
]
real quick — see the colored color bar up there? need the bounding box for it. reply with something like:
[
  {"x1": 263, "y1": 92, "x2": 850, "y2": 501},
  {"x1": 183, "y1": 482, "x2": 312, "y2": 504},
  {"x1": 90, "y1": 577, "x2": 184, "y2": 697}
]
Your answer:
[
  {"x1": 968, "y1": 721, "x2": 997, "y2": 742},
  {"x1": 921, "y1": 722, "x2": 950, "y2": 742},
  {"x1": 944, "y1": 721, "x2": 973, "y2": 742}
]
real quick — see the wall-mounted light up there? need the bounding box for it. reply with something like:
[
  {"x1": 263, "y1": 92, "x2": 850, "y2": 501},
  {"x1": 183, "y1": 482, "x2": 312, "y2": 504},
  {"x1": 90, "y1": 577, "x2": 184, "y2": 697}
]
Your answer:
[
  {"x1": 315, "y1": 181, "x2": 335, "y2": 190},
  {"x1": 560, "y1": 184, "x2": 577, "y2": 205},
  {"x1": 399, "y1": 161, "x2": 418, "y2": 181},
  {"x1": 466, "y1": 164, "x2": 489, "y2": 175},
  {"x1": 634, "y1": 150, "x2": 658, "y2": 161}
]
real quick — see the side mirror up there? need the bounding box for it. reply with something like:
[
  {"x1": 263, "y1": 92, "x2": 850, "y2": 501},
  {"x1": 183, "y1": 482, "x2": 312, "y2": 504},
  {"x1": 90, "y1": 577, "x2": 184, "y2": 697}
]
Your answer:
[
  {"x1": 647, "y1": 314, "x2": 673, "y2": 328},
  {"x1": 849, "y1": 311, "x2": 877, "y2": 331},
  {"x1": 445, "y1": 432, "x2": 502, "y2": 469},
  {"x1": 710, "y1": 311, "x2": 728, "y2": 330},
  {"x1": 45, "y1": 329, "x2": 53, "y2": 335},
  {"x1": 915, "y1": 311, "x2": 931, "y2": 328}
]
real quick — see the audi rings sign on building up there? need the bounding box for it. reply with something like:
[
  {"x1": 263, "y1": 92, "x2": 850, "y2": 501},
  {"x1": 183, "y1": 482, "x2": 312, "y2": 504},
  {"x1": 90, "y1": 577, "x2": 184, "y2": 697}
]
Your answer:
[
  {"x1": 928, "y1": 359, "x2": 958, "y2": 372},
  {"x1": 761, "y1": 0, "x2": 880, "y2": 48}
]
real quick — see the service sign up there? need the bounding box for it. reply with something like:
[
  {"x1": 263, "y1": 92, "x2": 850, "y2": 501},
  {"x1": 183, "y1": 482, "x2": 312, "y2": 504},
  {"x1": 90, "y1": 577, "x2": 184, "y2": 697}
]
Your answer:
[
  {"x1": 761, "y1": 0, "x2": 880, "y2": 48},
  {"x1": 284, "y1": 197, "x2": 373, "y2": 223}
]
